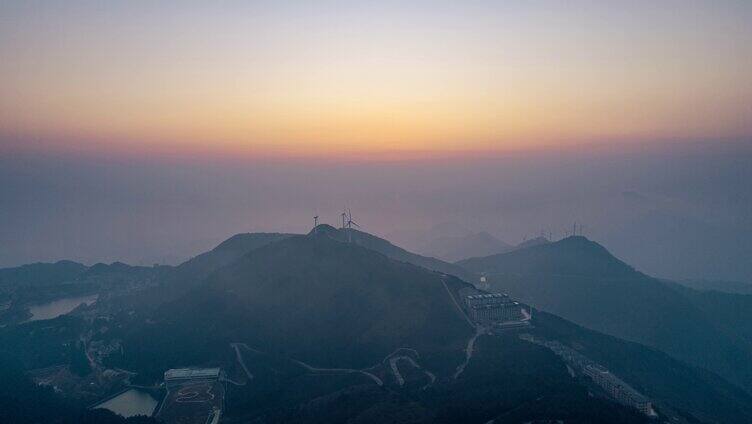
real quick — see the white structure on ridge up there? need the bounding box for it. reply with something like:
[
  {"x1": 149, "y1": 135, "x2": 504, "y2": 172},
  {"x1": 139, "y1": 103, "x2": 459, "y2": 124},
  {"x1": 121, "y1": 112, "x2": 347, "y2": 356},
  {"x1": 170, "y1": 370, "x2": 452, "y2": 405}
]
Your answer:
[{"x1": 583, "y1": 364, "x2": 652, "y2": 415}]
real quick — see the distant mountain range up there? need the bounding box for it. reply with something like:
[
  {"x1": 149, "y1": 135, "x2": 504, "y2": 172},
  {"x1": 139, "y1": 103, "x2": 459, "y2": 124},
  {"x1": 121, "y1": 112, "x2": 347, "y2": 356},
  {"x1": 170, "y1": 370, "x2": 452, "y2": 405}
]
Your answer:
[
  {"x1": 0, "y1": 260, "x2": 163, "y2": 288},
  {"x1": 514, "y1": 235, "x2": 551, "y2": 250},
  {"x1": 601, "y1": 210, "x2": 752, "y2": 283},
  {"x1": 4, "y1": 227, "x2": 752, "y2": 422},
  {"x1": 0, "y1": 260, "x2": 88, "y2": 288},
  {"x1": 675, "y1": 279, "x2": 752, "y2": 295},
  {"x1": 419, "y1": 232, "x2": 514, "y2": 262},
  {"x1": 415, "y1": 231, "x2": 552, "y2": 263},
  {"x1": 0, "y1": 260, "x2": 167, "y2": 312}
]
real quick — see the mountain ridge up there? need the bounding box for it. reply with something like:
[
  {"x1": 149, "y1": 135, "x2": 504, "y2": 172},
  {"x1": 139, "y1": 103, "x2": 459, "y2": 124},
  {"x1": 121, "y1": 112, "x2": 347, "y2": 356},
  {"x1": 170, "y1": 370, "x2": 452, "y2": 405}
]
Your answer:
[
  {"x1": 419, "y1": 231, "x2": 514, "y2": 262},
  {"x1": 312, "y1": 225, "x2": 474, "y2": 282},
  {"x1": 459, "y1": 235, "x2": 637, "y2": 278},
  {"x1": 110, "y1": 228, "x2": 475, "y2": 379},
  {"x1": 461, "y1": 235, "x2": 752, "y2": 396}
]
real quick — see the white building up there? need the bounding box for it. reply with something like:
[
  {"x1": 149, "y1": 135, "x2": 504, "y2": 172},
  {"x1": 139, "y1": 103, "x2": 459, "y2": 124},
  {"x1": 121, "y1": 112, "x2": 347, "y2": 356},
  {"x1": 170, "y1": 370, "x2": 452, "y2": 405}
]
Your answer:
[
  {"x1": 584, "y1": 364, "x2": 651, "y2": 415},
  {"x1": 465, "y1": 293, "x2": 522, "y2": 323}
]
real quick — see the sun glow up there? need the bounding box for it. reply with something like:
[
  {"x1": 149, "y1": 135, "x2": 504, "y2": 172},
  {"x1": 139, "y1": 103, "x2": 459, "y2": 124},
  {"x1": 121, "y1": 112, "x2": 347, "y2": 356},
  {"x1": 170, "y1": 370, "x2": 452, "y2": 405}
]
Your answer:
[{"x1": 1, "y1": 1, "x2": 751, "y2": 158}]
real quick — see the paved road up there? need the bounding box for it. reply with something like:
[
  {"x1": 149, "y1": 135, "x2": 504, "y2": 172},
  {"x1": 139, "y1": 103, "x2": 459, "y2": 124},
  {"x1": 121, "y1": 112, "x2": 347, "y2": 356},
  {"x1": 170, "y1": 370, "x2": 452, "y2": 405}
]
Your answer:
[
  {"x1": 292, "y1": 359, "x2": 384, "y2": 386},
  {"x1": 388, "y1": 355, "x2": 437, "y2": 388},
  {"x1": 230, "y1": 343, "x2": 254, "y2": 382},
  {"x1": 229, "y1": 342, "x2": 383, "y2": 386},
  {"x1": 454, "y1": 326, "x2": 485, "y2": 379},
  {"x1": 439, "y1": 274, "x2": 488, "y2": 380},
  {"x1": 388, "y1": 356, "x2": 406, "y2": 386},
  {"x1": 520, "y1": 307, "x2": 531, "y2": 321},
  {"x1": 440, "y1": 275, "x2": 475, "y2": 328}
]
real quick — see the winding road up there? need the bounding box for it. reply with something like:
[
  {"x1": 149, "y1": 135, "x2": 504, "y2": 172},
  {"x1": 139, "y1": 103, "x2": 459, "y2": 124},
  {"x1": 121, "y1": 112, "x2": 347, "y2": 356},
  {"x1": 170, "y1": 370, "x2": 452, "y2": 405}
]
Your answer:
[
  {"x1": 292, "y1": 359, "x2": 384, "y2": 386},
  {"x1": 453, "y1": 325, "x2": 485, "y2": 379},
  {"x1": 388, "y1": 355, "x2": 437, "y2": 388},
  {"x1": 230, "y1": 343, "x2": 254, "y2": 380},
  {"x1": 229, "y1": 342, "x2": 384, "y2": 386},
  {"x1": 226, "y1": 273, "x2": 483, "y2": 389},
  {"x1": 440, "y1": 275, "x2": 475, "y2": 328},
  {"x1": 438, "y1": 274, "x2": 487, "y2": 379}
]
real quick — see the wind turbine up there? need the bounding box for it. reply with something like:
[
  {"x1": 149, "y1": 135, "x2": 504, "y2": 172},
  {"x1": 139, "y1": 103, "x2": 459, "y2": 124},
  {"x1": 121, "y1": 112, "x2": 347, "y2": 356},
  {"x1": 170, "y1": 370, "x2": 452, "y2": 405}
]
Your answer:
[
  {"x1": 345, "y1": 209, "x2": 360, "y2": 242},
  {"x1": 346, "y1": 209, "x2": 360, "y2": 229},
  {"x1": 313, "y1": 215, "x2": 319, "y2": 228}
]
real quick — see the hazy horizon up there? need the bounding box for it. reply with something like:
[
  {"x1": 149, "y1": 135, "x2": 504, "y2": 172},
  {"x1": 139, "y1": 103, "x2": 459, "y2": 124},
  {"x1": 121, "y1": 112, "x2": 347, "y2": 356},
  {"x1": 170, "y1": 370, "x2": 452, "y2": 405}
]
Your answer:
[{"x1": 2, "y1": 139, "x2": 751, "y2": 284}]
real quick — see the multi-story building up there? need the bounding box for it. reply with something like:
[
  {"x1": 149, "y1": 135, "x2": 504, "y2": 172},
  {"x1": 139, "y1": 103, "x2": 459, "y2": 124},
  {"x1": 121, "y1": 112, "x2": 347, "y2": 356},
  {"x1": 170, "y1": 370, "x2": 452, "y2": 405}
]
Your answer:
[
  {"x1": 521, "y1": 334, "x2": 652, "y2": 416},
  {"x1": 584, "y1": 364, "x2": 652, "y2": 415},
  {"x1": 465, "y1": 293, "x2": 523, "y2": 323},
  {"x1": 465, "y1": 293, "x2": 508, "y2": 307}
]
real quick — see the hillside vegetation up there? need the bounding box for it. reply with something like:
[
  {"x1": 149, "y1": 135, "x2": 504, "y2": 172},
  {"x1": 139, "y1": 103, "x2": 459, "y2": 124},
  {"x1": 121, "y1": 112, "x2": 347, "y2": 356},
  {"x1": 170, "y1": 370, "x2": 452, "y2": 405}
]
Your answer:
[{"x1": 460, "y1": 236, "x2": 752, "y2": 395}]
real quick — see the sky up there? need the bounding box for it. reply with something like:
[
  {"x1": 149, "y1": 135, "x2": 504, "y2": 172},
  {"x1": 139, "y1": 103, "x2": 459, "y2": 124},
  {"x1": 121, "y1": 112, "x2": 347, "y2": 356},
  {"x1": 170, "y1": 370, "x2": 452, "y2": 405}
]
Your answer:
[
  {"x1": 1, "y1": 0, "x2": 751, "y2": 158},
  {"x1": 1, "y1": 1, "x2": 751, "y2": 282},
  {"x1": 2, "y1": 142, "x2": 751, "y2": 283}
]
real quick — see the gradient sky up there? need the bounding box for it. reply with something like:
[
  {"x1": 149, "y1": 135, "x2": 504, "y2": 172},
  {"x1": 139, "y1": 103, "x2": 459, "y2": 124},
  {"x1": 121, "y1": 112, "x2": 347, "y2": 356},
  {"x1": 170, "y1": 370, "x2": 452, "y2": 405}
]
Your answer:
[{"x1": 2, "y1": 0, "x2": 751, "y2": 157}]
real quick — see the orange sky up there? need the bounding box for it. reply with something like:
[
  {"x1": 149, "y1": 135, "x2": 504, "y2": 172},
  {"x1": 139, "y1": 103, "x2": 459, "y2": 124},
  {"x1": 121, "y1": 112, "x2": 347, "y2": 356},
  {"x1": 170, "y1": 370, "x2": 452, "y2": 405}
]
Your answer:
[{"x1": 1, "y1": 1, "x2": 751, "y2": 158}]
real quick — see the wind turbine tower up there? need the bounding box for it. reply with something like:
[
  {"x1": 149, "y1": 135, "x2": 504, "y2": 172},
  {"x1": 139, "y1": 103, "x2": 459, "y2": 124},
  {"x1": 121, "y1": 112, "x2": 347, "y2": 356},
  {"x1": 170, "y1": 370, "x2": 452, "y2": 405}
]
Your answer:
[{"x1": 345, "y1": 209, "x2": 360, "y2": 242}]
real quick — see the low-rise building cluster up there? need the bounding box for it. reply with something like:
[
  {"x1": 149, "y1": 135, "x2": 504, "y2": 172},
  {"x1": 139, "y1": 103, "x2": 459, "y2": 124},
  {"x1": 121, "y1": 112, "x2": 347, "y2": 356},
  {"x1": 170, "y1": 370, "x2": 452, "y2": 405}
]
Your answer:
[{"x1": 89, "y1": 339, "x2": 122, "y2": 362}]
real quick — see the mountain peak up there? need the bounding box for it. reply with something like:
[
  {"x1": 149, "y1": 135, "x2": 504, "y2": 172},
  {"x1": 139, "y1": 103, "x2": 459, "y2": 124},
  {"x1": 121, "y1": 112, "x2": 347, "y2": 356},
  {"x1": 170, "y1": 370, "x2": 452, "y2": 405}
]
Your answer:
[
  {"x1": 308, "y1": 224, "x2": 340, "y2": 237},
  {"x1": 420, "y1": 231, "x2": 513, "y2": 262},
  {"x1": 213, "y1": 232, "x2": 293, "y2": 252},
  {"x1": 555, "y1": 236, "x2": 618, "y2": 257},
  {"x1": 174, "y1": 231, "x2": 474, "y2": 369},
  {"x1": 305, "y1": 225, "x2": 474, "y2": 281},
  {"x1": 559, "y1": 235, "x2": 591, "y2": 243},
  {"x1": 459, "y1": 235, "x2": 636, "y2": 278}
]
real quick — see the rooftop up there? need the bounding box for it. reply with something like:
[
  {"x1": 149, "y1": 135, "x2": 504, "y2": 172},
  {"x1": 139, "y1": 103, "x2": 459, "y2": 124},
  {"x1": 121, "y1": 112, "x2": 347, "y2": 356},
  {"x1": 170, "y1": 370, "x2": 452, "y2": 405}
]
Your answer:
[
  {"x1": 471, "y1": 303, "x2": 518, "y2": 310},
  {"x1": 466, "y1": 293, "x2": 508, "y2": 299},
  {"x1": 164, "y1": 368, "x2": 220, "y2": 380},
  {"x1": 584, "y1": 365, "x2": 647, "y2": 401},
  {"x1": 585, "y1": 364, "x2": 609, "y2": 374}
]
